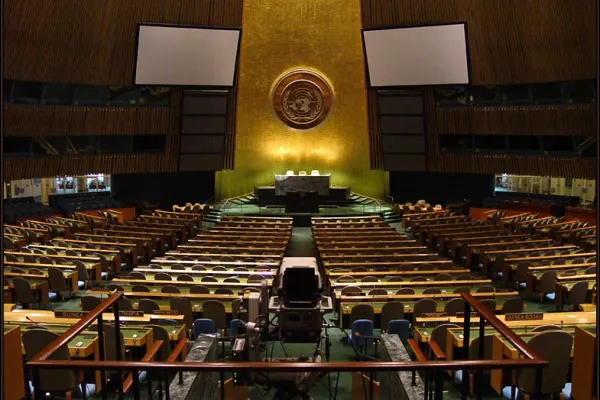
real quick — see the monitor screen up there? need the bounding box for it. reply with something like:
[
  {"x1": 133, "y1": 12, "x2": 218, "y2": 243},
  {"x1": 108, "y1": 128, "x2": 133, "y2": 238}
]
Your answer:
[
  {"x1": 282, "y1": 267, "x2": 318, "y2": 303},
  {"x1": 363, "y1": 23, "x2": 470, "y2": 87},
  {"x1": 134, "y1": 25, "x2": 240, "y2": 86}
]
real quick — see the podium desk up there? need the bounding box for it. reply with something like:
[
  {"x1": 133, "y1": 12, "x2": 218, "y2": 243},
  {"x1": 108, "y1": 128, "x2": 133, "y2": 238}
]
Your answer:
[{"x1": 275, "y1": 175, "x2": 330, "y2": 196}]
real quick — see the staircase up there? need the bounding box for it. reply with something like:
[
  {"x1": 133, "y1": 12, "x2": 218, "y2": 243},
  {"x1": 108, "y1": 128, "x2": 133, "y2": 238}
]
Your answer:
[
  {"x1": 203, "y1": 209, "x2": 223, "y2": 225},
  {"x1": 381, "y1": 209, "x2": 402, "y2": 224}
]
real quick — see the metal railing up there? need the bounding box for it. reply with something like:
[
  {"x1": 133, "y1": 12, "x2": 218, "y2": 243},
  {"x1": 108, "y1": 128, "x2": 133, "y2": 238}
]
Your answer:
[
  {"x1": 219, "y1": 191, "x2": 254, "y2": 213},
  {"x1": 25, "y1": 293, "x2": 549, "y2": 400},
  {"x1": 350, "y1": 192, "x2": 386, "y2": 214}
]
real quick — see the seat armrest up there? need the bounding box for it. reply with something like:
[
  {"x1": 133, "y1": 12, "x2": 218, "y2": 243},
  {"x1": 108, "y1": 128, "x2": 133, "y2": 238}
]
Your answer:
[
  {"x1": 166, "y1": 338, "x2": 188, "y2": 362},
  {"x1": 122, "y1": 340, "x2": 164, "y2": 392},
  {"x1": 407, "y1": 339, "x2": 427, "y2": 362},
  {"x1": 427, "y1": 339, "x2": 446, "y2": 360}
]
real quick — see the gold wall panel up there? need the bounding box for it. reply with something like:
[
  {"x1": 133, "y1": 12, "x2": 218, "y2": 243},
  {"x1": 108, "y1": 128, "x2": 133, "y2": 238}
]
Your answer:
[{"x1": 217, "y1": 0, "x2": 386, "y2": 200}]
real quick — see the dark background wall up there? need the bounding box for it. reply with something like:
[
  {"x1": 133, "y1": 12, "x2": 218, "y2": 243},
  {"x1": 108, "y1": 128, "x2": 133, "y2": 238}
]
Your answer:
[
  {"x1": 111, "y1": 172, "x2": 215, "y2": 210},
  {"x1": 389, "y1": 171, "x2": 495, "y2": 207}
]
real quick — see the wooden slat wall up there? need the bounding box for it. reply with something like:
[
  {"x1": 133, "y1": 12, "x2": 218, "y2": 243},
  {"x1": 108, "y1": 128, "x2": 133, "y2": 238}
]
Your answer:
[
  {"x1": 4, "y1": 154, "x2": 167, "y2": 181},
  {"x1": 422, "y1": 88, "x2": 596, "y2": 179},
  {"x1": 367, "y1": 89, "x2": 384, "y2": 169},
  {"x1": 3, "y1": 0, "x2": 242, "y2": 180},
  {"x1": 4, "y1": 89, "x2": 183, "y2": 181},
  {"x1": 361, "y1": 0, "x2": 596, "y2": 84},
  {"x1": 4, "y1": 107, "x2": 172, "y2": 137},
  {"x1": 3, "y1": 0, "x2": 244, "y2": 85},
  {"x1": 362, "y1": 0, "x2": 596, "y2": 177},
  {"x1": 435, "y1": 106, "x2": 596, "y2": 136},
  {"x1": 432, "y1": 154, "x2": 597, "y2": 179}
]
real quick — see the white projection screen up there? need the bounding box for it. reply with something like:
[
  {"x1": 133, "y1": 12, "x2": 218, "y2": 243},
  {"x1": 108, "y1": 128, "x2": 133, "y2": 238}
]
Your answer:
[
  {"x1": 134, "y1": 25, "x2": 240, "y2": 86},
  {"x1": 363, "y1": 23, "x2": 470, "y2": 87}
]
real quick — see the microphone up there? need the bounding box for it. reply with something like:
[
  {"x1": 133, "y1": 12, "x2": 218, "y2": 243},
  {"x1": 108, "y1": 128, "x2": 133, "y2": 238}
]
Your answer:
[
  {"x1": 560, "y1": 320, "x2": 563, "y2": 330},
  {"x1": 26, "y1": 316, "x2": 40, "y2": 328}
]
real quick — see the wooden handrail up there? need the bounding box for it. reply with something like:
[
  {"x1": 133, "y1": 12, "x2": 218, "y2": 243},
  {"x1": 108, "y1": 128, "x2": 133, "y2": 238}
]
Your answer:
[
  {"x1": 461, "y1": 293, "x2": 545, "y2": 362},
  {"x1": 26, "y1": 359, "x2": 548, "y2": 373},
  {"x1": 29, "y1": 293, "x2": 123, "y2": 362}
]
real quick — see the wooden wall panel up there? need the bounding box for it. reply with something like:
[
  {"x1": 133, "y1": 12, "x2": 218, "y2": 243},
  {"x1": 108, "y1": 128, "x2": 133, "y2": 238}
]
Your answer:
[
  {"x1": 3, "y1": 0, "x2": 241, "y2": 179},
  {"x1": 3, "y1": 154, "x2": 167, "y2": 181},
  {"x1": 367, "y1": 90, "x2": 384, "y2": 169},
  {"x1": 435, "y1": 106, "x2": 596, "y2": 136},
  {"x1": 422, "y1": 89, "x2": 596, "y2": 179},
  {"x1": 432, "y1": 154, "x2": 596, "y2": 180},
  {"x1": 361, "y1": 0, "x2": 596, "y2": 84},
  {"x1": 4, "y1": 107, "x2": 172, "y2": 136},
  {"x1": 3, "y1": 0, "x2": 244, "y2": 85}
]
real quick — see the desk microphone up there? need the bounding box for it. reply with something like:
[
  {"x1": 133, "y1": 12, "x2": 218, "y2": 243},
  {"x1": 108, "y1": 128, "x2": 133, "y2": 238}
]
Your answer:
[
  {"x1": 26, "y1": 316, "x2": 41, "y2": 328},
  {"x1": 560, "y1": 320, "x2": 563, "y2": 330}
]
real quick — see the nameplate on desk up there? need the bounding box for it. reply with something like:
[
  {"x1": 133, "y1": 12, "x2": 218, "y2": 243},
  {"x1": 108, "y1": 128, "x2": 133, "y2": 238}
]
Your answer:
[
  {"x1": 55, "y1": 311, "x2": 87, "y2": 318},
  {"x1": 119, "y1": 311, "x2": 144, "y2": 317},
  {"x1": 421, "y1": 312, "x2": 447, "y2": 318},
  {"x1": 455, "y1": 312, "x2": 479, "y2": 319},
  {"x1": 150, "y1": 310, "x2": 180, "y2": 315},
  {"x1": 505, "y1": 312, "x2": 543, "y2": 321}
]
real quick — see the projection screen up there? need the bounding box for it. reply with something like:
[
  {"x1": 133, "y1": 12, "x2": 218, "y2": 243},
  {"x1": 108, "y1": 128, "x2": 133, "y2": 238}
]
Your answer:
[
  {"x1": 134, "y1": 25, "x2": 240, "y2": 86},
  {"x1": 362, "y1": 23, "x2": 469, "y2": 87}
]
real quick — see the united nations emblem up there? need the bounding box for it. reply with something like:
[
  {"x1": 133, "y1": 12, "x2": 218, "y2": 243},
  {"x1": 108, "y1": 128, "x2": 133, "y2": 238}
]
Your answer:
[{"x1": 271, "y1": 69, "x2": 334, "y2": 130}]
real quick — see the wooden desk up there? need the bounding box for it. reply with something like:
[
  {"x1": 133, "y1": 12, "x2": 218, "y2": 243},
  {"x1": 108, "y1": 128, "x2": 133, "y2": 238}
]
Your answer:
[
  {"x1": 4, "y1": 260, "x2": 102, "y2": 282},
  {"x1": 4, "y1": 270, "x2": 79, "y2": 293},
  {"x1": 3, "y1": 325, "x2": 25, "y2": 400},
  {"x1": 554, "y1": 280, "x2": 596, "y2": 310},
  {"x1": 151, "y1": 259, "x2": 279, "y2": 267},
  {"x1": 572, "y1": 326, "x2": 597, "y2": 400}
]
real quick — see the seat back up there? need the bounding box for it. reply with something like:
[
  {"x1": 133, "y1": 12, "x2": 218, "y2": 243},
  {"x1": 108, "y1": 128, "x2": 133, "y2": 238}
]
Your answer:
[
  {"x1": 202, "y1": 300, "x2": 227, "y2": 329},
  {"x1": 480, "y1": 299, "x2": 496, "y2": 313},
  {"x1": 215, "y1": 288, "x2": 234, "y2": 295},
  {"x1": 23, "y1": 329, "x2": 77, "y2": 392},
  {"x1": 350, "y1": 304, "x2": 375, "y2": 324},
  {"x1": 537, "y1": 270, "x2": 558, "y2": 293},
  {"x1": 147, "y1": 325, "x2": 172, "y2": 361},
  {"x1": 434, "y1": 273, "x2": 452, "y2": 281},
  {"x1": 501, "y1": 297, "x2": 524, "y2": 314},
  {"x1": 81, "y1": 295, "x2": 102, "y2": 311},
  {"x1": 413, "y1": 298, "x2": 437, "y2": 317},
  {"x1": 565, "y1": 281, "x2": 590, "y2": 307},
  {"x1": 118, "y1": 296, "x2": 133, "y2": 311},
  {"x1": 132, "y1": 285, "x2": 150, "y2": 292},
  {"x1": 170, "y1": 298, "x2": 194, "y2": 330},
  {"x1": 129, "y1": 272, "x2": 146, "y2": 280},
  {"x1": 194, "y1": 318, "x2": 217, "y2": 337},
  {"x1": 517, "y1": 331, "x2": 573, "y2": 395},
  {"x1": 48, "y1": 267, "x2": 68, "y2": 291},
  {"x1": 155, "y1": 272, "x2": 172, "y2": 281},
  {"x1": 161, "y1": 285, "x2": 181, "y2": 294},
  {"x1": 396, "y1": 288, "x2": 415, "y2": 295},
  {"x1": 381, "y1": 301, "x2": 404, "y2": 330},
  {"x1": 444, "y1": 298, "x2": 465, "y2": 316},
  {"x1": 351, "y1": 319, "x2": 374, "y2": 347},
  {"x1": 139, "y1": 299, "x2": 161, "y2": 314},
  {"x1": 387, "y1": 319, "x2": 410, "y2": 342},
  {"x1": 341, "y1": 286, "x2": 363, "y2": 295},
  {"x1": 73, "y1": 260, "x2": 89, "y2": 281},
  {"x1": 423, "y1": 288, "x2": 441, "y2": 295},
  {"x1": 430, "y1": 323, "x2": 460, "y2": 353},
  {"x1": 101, "y1": 323, "x2": 126, "y2": 362},
  {"x1": 190, "y1": 285, "x2": 210, "y2": 294}
]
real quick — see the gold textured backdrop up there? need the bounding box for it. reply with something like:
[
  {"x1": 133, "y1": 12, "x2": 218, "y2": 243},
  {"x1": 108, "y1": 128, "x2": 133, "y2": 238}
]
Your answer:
[{"x1": 217, "y1": 0, "x2": 386, "y2": 200}]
